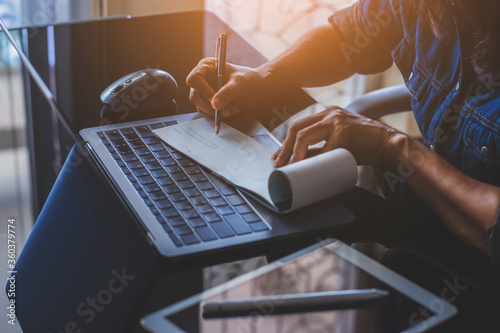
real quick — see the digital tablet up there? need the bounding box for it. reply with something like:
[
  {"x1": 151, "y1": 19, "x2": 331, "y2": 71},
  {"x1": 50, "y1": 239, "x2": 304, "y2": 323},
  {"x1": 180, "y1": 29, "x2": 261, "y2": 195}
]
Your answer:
[{"x1": 141, "y1": 240, "x2": 456, "y2": 333}]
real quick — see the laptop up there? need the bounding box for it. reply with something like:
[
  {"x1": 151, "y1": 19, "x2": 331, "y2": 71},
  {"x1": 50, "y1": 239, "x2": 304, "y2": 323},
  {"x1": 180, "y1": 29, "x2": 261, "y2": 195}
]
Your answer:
[{"x1": 1, "y1": 18, "x2": 354, "y2": 265}]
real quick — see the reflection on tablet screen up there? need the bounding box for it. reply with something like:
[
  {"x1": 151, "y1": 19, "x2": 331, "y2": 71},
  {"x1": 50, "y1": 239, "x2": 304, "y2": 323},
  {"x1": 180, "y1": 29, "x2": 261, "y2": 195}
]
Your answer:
[{"x1": 165, "y1": 247, "x2": 437, "y2": 333}]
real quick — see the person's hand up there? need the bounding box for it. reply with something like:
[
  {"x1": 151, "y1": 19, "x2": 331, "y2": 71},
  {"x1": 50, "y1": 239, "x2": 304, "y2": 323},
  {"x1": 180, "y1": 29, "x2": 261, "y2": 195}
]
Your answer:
[
  {"x1": 186, "y1": 57, "x2": 270, "y2": 118},
  {"x1": 272, "y1": 107, "x2": 404, "y2": 167}
]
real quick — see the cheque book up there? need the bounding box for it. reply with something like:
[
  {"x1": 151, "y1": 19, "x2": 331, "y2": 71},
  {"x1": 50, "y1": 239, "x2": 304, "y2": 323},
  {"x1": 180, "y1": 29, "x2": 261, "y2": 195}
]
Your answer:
[{"x1": 154, "y1": 118, "x2": 358, "y2": 213}]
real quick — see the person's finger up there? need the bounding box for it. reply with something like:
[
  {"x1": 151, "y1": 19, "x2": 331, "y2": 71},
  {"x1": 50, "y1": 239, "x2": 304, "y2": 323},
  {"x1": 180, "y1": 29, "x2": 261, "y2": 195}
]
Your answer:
[
  {"x1": 186, "y1": 60, "x2": 217, "y2": 103},
  {"x1": 213, "y1": 105, "x2": 238, "y2": 118},
  {"x1": 290, "y1": 123, "x2": 330, "y2": 164},
  {"x1": 196, "y1": 106, "x2": 211, "y2": 116},
  {"x1": 305, "y1": 147, "x2": 322, "y2": 159},
  {"x1": 319, "y1": 136, "x2": 340, "y2": 154},
  {"x1": 274, "y1": 113, "x2": 327, "y2": 167},
  {"x1": 189, "y1": 89, "x2": 215, "y2": 116},
  {"x1": 211, "y1": 80, "x2": 242, "y2": 111},
  {"x1": 224, "y1": 104, "x2": 240, "y2": 117},
  {"x1": 271, "y1": 147, "x2": 282, "y2": 160}
]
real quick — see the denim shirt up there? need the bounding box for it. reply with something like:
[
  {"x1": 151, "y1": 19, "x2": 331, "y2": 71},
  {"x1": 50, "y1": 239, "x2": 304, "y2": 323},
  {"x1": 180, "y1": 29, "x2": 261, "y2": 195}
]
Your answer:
[{"x1": 329, "y1": 0, "x2": 500, "y2": 186}]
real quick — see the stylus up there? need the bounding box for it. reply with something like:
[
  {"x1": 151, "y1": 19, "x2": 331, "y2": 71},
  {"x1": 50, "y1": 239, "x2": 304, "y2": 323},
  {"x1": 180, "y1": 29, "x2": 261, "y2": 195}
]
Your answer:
[{"x1": 201, "y1": 288, "x2": 390, "y2": 318}]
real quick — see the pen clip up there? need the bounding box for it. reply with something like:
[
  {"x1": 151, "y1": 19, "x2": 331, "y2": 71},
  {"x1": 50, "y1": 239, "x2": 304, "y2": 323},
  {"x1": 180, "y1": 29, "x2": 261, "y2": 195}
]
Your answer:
[{"x1": 215, "y1": 35, "x2": 221, "y2": 72}]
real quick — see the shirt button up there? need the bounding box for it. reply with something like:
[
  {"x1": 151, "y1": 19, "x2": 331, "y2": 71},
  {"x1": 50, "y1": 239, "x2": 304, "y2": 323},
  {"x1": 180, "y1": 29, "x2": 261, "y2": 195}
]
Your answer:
[
  {"x1": 429, "y1": 144, "x2": 435, "y2": 152},
  {"x1": 455, "y1": 82, "x2": 460, "y2": 91},
  {"x1": 408, "y1": 72, "x2": 413, "y2": 80},
  {"x1": 481, "y1": 146, "x2": 489, "y2": 158}
]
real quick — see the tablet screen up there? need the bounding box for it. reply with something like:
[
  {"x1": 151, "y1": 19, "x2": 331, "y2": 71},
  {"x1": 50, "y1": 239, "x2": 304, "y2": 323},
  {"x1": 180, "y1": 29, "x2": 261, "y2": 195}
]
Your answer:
[{"x1": 162, "y1": 245, "x2": 446, "y2": 333}]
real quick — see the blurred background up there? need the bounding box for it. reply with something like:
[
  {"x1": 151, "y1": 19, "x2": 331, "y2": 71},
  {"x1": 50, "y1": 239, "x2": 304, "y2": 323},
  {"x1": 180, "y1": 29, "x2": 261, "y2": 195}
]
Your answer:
[{"x1": 0, "y1": 1, "x2": 414, "y2": 331}]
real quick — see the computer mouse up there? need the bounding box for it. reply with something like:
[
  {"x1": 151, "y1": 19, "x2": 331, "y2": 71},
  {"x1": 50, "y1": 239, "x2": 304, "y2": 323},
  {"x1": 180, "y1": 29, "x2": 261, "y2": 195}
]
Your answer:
[{"x1": 100, "y1": 69, "x2": 178, "y2": 123}]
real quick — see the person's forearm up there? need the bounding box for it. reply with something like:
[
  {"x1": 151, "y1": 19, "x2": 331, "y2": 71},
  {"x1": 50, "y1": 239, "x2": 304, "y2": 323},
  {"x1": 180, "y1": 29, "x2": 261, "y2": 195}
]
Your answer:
[
  {"x1": 258, "y1": 24, "x2": 355, "y2": 93},
  {"x1": 382, "y1": 134, "x2": 500, "y2": 252}
]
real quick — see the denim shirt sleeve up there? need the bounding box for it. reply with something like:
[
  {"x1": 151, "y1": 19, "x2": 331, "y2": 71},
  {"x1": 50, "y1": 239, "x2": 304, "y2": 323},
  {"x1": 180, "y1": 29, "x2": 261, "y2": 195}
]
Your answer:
[
  {"x1": 328, "y1": 0, "x2": 404, "y2": 75},
  {"x1": 489, "y1": 208, "x2": 500, "y2": 267}
]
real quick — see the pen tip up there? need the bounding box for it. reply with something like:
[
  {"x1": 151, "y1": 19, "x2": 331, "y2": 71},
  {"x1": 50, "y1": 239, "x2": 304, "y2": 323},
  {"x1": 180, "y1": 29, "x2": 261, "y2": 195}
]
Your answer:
[{"x1": 215, "y1": 125, "x2": 220, "y2": 135}]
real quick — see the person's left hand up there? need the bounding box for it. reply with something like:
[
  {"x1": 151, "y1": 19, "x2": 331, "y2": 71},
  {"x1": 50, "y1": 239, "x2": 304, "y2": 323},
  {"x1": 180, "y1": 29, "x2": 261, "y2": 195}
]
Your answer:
[{"x1": 272, "y1": 107, "x2": 403, "y2": 167}]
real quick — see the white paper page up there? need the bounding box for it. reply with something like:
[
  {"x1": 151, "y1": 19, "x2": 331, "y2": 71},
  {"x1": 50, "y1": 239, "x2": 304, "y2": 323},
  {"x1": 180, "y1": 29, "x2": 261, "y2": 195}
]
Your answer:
[
  {"x1": 269, "y1": 149, "x2": 358, "y2": 213},
  {"x1": 154, "y1": 118, "x2": 276, "y2": 204}
]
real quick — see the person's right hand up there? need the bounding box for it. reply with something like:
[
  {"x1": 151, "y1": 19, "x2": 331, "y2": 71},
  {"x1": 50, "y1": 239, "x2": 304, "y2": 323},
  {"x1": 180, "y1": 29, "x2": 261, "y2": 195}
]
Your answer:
[{"x1": 186, "y1": 57, "x2": 270, "y2": 118}]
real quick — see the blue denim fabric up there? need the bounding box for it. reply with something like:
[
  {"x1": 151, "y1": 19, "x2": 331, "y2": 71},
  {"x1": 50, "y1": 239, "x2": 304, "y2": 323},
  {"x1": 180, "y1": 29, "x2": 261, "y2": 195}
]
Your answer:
[{"x1": 330, "y1": 0, "x2": 500, "y2": 186}]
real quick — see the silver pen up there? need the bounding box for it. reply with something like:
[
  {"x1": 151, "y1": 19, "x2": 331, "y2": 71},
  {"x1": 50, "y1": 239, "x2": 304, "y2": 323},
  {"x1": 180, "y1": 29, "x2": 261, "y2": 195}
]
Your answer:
[
  {"x1": 201, "y1": 288, "x2": 390, "y2": 318},
  {"x1": 214, "y1": 33, "x2": 227, "y2": 135}
]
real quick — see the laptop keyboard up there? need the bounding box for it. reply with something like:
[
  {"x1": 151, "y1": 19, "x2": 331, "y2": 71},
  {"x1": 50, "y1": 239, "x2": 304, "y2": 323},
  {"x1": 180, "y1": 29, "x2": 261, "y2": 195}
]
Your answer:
[{"x1": 97, "y1": 121, "x2": 270, "y2": 247}]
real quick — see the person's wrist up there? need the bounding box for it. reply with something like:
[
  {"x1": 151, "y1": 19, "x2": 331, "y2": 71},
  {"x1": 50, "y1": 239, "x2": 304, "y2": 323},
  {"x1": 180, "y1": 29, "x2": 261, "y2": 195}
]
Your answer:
[
  {"x1": 256, "y1": 64, "x2": 280, "y2": 93},
  {"x1": 257, "y1": 61, "x2": 297, "y2": 95},
  {"x1": 380, "y1": 131, "x2": 409, "y2": 168}
]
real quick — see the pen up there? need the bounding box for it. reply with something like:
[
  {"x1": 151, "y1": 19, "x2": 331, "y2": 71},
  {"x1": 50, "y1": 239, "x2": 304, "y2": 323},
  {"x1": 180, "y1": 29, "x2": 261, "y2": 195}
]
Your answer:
[
  {"x1": 201, "y1": 288, "x2": 390, "y2": 318},
  {"x1": 214, "y1": 33, "x2": 227, "y2": 135}
]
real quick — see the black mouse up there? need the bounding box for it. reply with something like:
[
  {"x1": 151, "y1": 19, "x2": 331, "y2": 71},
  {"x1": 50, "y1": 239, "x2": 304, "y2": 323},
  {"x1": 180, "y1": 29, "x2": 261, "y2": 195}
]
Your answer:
[{"x1": 100, "y1": 69, "x2": 178, "y2": 123}]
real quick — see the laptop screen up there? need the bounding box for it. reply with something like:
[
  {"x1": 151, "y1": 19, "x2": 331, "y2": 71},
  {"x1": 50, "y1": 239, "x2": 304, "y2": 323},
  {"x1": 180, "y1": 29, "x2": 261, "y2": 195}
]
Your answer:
[{"x1": 152, "y1": 242, "x2": 455, "y2": 332}]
